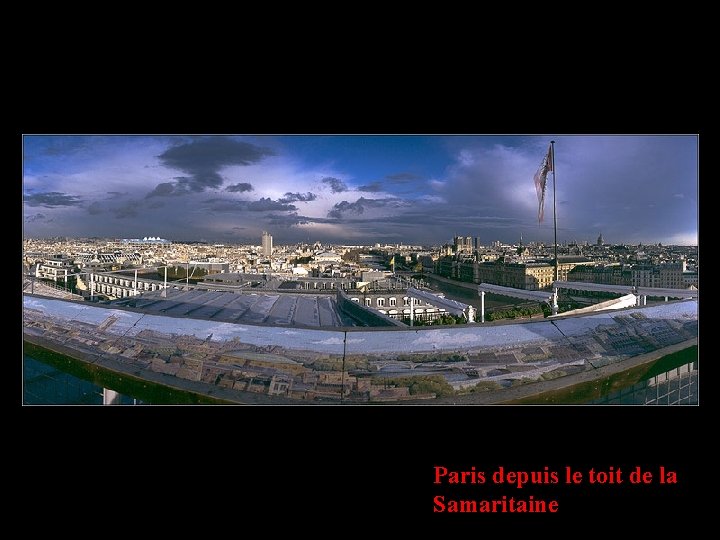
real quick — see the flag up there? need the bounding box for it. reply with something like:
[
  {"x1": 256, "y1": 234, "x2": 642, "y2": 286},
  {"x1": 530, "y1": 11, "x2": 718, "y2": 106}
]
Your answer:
[{"x1": 534, "y1": 144, "x2": 553, "y2": 223}]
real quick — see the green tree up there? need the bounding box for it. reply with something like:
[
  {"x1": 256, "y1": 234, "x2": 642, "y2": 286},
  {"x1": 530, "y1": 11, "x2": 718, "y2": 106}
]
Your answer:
[{"x1": 342, "y1": 249, "x2": 361, "y2": 263}]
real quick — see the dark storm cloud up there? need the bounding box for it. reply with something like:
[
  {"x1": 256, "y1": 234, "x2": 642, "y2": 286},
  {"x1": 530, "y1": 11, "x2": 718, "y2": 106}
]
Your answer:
[
  {"x1": 106, "y1": 191, "x2": 128, "y2": 199},
  {"x1": 248, "y1": 198, "x2": 298, "y2": 212},
  {"x1": 145, "y1": 181, "x2": 190, "y2": 198},
  {"x1": 322, "y1": 177, "x2": 348, "y2": 193},
  {"x1": 25, "y1": 191, "x2": 83, "y2": 208},
  {"x1": 158, "y1": 138, "x2": 275, "y2": 192},
  {"x1": 24, "y1": 213, "x2": 46, "y2": 223},
  {"x1": 113, "y1": 200, "x2": 139, "y2": 219},
  {"x1": 386, "y1": 172, "x2": 422, "y2": 183},
  {"x1": 280, "y1": 192, "x2": 317, "y2": 203},
  {"x1": 203, "y1": 197, "x2": 297, "y2": 213},
  {"x1": 374, "y1": 210, "x2": 521, "y2": 228},
  {"x1": 327, "y1": 197, "x2": 408, "y2": 219},
  {"x1": 203, "y1": 198, "x2": 241, "y2": 211},
  {"x1": 202, "y1": 199, "x2": 243, "y2": 212},
  {"x1": 87, "y1": 202, "x2": 103, "y2": 215},
  {"x1": 225, "y1": 182, "x2": 254, "y2": 193},
  {"x1": 266, "y1": 213, "x2": 312, "y2": 228},
  {"x1": 357, "y1": 182, "x2": 383, "y2": 192},
  {"x1": 328, "y1": 201, "x2": 356, "y2": 218}
]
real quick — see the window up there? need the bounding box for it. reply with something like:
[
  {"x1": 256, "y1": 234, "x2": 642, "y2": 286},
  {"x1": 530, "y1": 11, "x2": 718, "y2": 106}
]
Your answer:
[
  {"x1": 389, "y1": 297, "x2": 396, "y2": 307},
  {"x1": 377, "y1": 298, "x2": 385, "y2": 307},
  {"x1": 403, "y1": 297, "x2": 410, "y2": 306},
  {"x1": 365, "y1": 298, "x2": 371, "y2": 307},
  {"x1": 351, "y1": 298, "x2": 360, "y2": 303}
]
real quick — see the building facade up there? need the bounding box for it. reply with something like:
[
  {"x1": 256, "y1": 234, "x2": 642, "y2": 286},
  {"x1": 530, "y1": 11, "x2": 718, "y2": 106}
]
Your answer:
[
  {"x1": 435, "y1": 256, "x2": 594, "y2": 291},
  {"x1": 568, "y1": 264, "x2": 632, "y2": 286},
  {"x1": 454, "y1": 236, "x2": 475, "y2": 255},
  {"x1": 35, "y1": 256, "x2": 75, "y2": 282},
  {"x1": 261, "y1": 231, "x2": 273, "y2": 257},
  {"x1": 346, "y1": 290, "x2": 449, "y2": 322},
  {"x1": 631, "y1": 262, "x2": 696, "y2": 289}
]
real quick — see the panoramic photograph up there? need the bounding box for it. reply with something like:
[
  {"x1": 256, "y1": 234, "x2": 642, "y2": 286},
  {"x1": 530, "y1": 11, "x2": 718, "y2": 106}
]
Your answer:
[{"x1": 22, "y1": 134, "x2": 698, "y2": 405}]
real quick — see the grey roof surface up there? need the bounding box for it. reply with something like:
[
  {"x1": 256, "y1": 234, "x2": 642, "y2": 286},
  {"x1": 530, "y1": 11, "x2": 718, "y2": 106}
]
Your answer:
[{"x1": 109, "y1": 289, "x2": 347, "y2": 328}]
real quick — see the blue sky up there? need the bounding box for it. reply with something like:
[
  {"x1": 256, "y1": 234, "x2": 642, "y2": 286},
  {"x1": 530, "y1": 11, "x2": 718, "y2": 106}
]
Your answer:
[{"x1": 23, "y1": 135, "x2": 698, "y2": 245}]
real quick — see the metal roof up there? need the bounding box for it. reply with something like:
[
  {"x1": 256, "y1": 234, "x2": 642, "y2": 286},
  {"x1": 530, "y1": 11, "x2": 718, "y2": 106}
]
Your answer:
[{"x1": 111, "y1": 289, "x2": 347, "y2": 327}]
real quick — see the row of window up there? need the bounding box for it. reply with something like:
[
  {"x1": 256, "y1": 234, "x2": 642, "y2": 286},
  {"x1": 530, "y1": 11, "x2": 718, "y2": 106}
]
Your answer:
[
  {"x1": 350, "y1": 297, "x2": 424, "y2": 307},
  {"x1": 379, "y1": 309, "x2": 447, "y2": 321},
  {"x1": 378, "y1": 309, "x2": 435, "y2": 315}
]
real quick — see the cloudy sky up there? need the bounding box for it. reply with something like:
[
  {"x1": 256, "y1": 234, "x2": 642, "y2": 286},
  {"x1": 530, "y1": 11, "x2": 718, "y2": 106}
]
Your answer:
[{"x1": 22, "y1": 135, "x2": 698, "y2": 246}]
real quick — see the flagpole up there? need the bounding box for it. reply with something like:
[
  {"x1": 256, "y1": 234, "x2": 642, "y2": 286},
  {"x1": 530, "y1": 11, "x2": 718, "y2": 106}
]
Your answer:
[{"x1": 551, "y1": 140, "x2": 558, "y2": 282}]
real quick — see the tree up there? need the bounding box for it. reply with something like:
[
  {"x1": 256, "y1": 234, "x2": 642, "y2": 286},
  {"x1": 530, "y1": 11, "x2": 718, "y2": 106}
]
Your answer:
[{"x1": 439, "y1": 314, "x2": 457, "y2": 325}]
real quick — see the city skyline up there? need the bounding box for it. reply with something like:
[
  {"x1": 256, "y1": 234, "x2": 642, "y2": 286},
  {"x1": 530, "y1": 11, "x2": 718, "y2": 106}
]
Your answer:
[{"x1": 23, "y1": 135, "x2": 698, "y2": 246}]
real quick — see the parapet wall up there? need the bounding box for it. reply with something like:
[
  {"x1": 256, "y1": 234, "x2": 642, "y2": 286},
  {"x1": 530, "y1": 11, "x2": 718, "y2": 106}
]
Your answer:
[
  {"x1": 24, "y1": 295, "x2": 697, "y2": 358},
  {"x1": 23, "y1": 294, "x2": 698, "y2": 403}
]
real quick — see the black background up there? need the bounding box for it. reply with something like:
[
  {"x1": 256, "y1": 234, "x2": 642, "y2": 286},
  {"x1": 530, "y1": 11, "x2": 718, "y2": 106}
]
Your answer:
[{"x1": 21, "y1": 402, "x2": 700, "y2": 534}]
